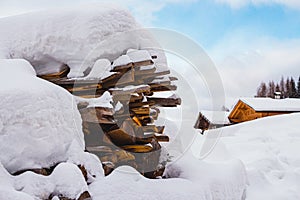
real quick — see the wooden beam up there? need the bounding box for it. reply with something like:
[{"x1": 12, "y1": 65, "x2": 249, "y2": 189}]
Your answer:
[
  {"x1": 155, "y1": 135, "x2": 169, "y2": 142},
  {"x1": 121, "y1": 145, "x2": 153, "y2": 153},
  {"x1": 150, "y1": 85, "x2": 177, "y2": 92},
  {"x1": 147, "y1": 97, "x2": 181, "y2": 107}
]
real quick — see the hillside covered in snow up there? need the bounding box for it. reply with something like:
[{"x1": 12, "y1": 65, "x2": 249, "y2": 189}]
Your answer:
[{"x1": 194, "y1": 113, "x2": 300, "y2": 200}]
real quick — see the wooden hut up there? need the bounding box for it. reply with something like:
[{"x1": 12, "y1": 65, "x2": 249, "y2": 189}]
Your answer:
[
  {"x1": 194, "y1": 111, "x2": 230, "y2": 133},
  {"x1": 228, "y1": 98, "x2": 300, "y2": 123}
]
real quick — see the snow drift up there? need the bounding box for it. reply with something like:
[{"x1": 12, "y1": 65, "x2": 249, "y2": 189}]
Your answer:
[
  {"x1": 0, "y1": 59, "x2": 96, "y2": 174},
  {"x1": 0, "y1": 162, "x2": 89, "y2": 200},
  {"x1": 195, "y1": 113, "x2": 300, "y2": 200}
]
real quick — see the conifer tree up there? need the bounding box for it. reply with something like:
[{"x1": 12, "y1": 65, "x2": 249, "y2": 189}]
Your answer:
[
  {"x1": 285, "y1": 77, "x2": 290, "y2": 98},
  {"x1": 297, "y1": 76, "x2": 300, "y2": 98},
  {"x1": 280, "y1": 76, "x2": 285, "y2": 96},
  {"x1": 257, "y1": 82, "x2": 267, "y2": 97},
  {"x1": 290, "y1": 77, "x2": 297, "y2": 98}
]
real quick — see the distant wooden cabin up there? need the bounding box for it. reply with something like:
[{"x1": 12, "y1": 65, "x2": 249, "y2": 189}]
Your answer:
[
  {"x1": 228, "y1": 98, "x2": 300, "y2": 123},
  {"x1": 194, "y1": 111, "x2": 231, "y2": 133}
]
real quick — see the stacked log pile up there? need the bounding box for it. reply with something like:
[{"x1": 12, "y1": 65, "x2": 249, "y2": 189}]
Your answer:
[{"x1": 39, "y1": 49, "x2": 181, "y2": 178}]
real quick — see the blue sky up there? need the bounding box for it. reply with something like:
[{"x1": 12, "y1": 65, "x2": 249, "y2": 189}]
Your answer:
[{"x1": 153, "y1": 1, "x2": 300, "y2": 49}]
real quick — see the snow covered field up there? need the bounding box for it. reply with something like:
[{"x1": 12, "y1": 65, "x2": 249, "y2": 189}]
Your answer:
[{"x1": 194, "y1": 113, "x2": 300, "y2": 200}]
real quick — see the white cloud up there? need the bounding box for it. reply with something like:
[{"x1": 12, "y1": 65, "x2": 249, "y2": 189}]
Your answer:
[
  {"x1": 215, "y1": 0, "x2": 300, "y2": 9},
  {"x1": 209, "y1": 33, "x2": 300, "y2": 107}
]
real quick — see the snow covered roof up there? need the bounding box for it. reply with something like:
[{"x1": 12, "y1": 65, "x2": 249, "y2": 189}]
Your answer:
[
  {"x1": 240, "y1": 97, "x2": 300, "y2": 112},
  {"x1": 200, "y1": 111, "x2": 230, "y2": 125}
]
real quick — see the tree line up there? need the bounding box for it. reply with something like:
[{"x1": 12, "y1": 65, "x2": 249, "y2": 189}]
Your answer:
[{"x1": 256, "y1": 76, "x2": 300, "y2": 98}]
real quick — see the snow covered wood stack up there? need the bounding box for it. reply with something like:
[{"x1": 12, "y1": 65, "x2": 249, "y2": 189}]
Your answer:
[{"x1": 39, "y1": 49, "x2": 181, "y2": 178}]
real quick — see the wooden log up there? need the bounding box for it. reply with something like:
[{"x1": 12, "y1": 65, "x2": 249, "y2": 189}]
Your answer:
[
  {"x1": 79, "y1": 107, "x2": 115, "y2": 124},
  {"x1": 112, "y1": 63, "x2": 133, "y2": 72},
  {"x1": 109, "y1": 85, "x2": 151, "y2": 96},
  {"x1": 129, "y1": 101, "x2": 155, "y2": 108},
  {"x1": 131, "y1": 107, "x2": 150, "y2": 115},
  {"x1": 157, "y1": 126, "x2": 165, "y2": 134},
  {"x1": 133, "y1": 60, "x2": 154, "y2": 68},
  {"x1": 83, "y1": 122, "x2": 108, "y2": 147},
  {"x1": 150, "y1": 85, "x2": 177, "y2": 92},
  {"x1": 102, "y1": 68, "x2": 135, "y2": 88},
  {"x1": 38, "y1": 66, "x2": 70, "y2": 80},
  {"x1": 51, "y1": 78, "x2": 100, "y2": 86},
  {"x1": 121, "y1": 145, "x2": 153, "y2": 153},
  {"x1": 135, "y1": 70, "x2": 170, "y2": 80},
  {"x1": 100, "y1": 72, "x2": 121, "y2": 83},
  {"x1": 149, "y1": 81, "x2": 171, "y2": 88},
  {"x1": 114, "y1": 150, "x2": 136, "y2": 162},
  {"x1": 66, "y1": 83, "x2": 101, "y2": 93},
  {"x1": 147, "y1": 97, "x2": 181, "y2": 107},
  {"x1": 134, "y1": 67, "x2": 156, "y2": 76},
  {"x1": 138, "y1": 116, "x2": 154, "y2": 125},
  {"x1": 169, "y1": 76, "x2": 178, "y2": 81},
  {"x1": 106, "y1": 129, "x2": 136, "y2": 146},
  {"x1": 102, "y1": 162, "x2": 115, "y2": 176},
  {"x1": 132, "y1": 116, "x2": 142, "y2": 126},
  {"x1": 100, "y1": 154, "x2": 118, "y2": 163},
  {"x1": 155, "y1": 135, "x2": 169, "y2": 142},
  {"x1": 71, "y1": 89, "x2": 105, "y2": 97},
  {"x1": 141, "y1": 125, "x2": 160, "y2": 133},
  {"x1": 135, "y1": 136, "x2": 155, "y2": 145}
]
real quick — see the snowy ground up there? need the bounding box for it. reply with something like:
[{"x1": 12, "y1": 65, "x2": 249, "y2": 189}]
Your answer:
[
  {"x1": 193, "y1": 113, "x2": 300, "y2": 200},
  {"x1": 90, "y1": 154, "x2": 247, "y2": 200}
]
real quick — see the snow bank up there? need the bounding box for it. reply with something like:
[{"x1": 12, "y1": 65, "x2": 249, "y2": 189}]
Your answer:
[
  {"x1": 89, "y1": 153, "x2": 247, "y2": 200},
  {"x1": 0, "y1": 59, "x2": 83, "y2": 173},
  {"x1": 0, "y1": 163, "x2": 34, "y2": 200},
  {"x1": 14, "y1": 163, "x2": 88, "y2": 199},
  {"x1": 199, "y1": 113, "x2": 300, "y2": 200},
  {"x1": 0, "y1": 4, "x2": 164, "y2": 78},
  {"x1": 0, "y1": 162, "x2": 89, "y2": 200}
]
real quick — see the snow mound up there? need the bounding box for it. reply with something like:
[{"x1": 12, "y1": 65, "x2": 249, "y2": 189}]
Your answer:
[
  {"x1": 201, "y1": 113, "x2": 300, "y2": 200},
  {"x1": 0, "y1": 162, "x2": 89, "y2": 200},
  {"x1": 89, "y1": 153, "x2": 247, "y2": 200},
  {"x1": 0, "y1": 4, "x2": 163, "y2": 78},
  {"x1": 0, "y1": 59, "x2": 84, "y2": 173}
]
